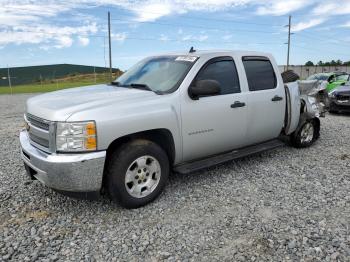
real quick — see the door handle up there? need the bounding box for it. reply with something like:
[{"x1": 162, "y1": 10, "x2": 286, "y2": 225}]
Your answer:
[
  {"x1": 231, "y1": 101, "x2": 246, "y2": 108},
  {"x1": 271, "y1": 95, "x2": 283, "y2": 102}
]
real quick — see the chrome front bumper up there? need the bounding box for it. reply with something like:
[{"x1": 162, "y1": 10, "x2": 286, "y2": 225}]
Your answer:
[{"x1": 20, "y1": 131, "x2": 106, "y2": 193}]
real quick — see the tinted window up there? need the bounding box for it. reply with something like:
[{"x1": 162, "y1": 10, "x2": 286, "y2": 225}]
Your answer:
[
  {"x1": 196, "y1": 59, "x2": 240, "y2": 95},
  {"x1": 242, "y1": 58, "x2": 276, "y2": 91}
]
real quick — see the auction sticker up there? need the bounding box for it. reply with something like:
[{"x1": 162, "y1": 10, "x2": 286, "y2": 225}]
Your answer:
[{"x1": 175, "y1": 56, "x2": 198, "y2": 62}]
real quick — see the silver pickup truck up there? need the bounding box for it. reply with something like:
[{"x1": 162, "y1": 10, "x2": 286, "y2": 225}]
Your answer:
[{"x1": 20, "y1": 50, "x2": 324, "y2": 208}]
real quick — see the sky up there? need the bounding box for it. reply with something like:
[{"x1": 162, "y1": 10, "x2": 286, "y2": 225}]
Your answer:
[{"x1": 1, "y1": 0, "x2": 350, "y2": 70}]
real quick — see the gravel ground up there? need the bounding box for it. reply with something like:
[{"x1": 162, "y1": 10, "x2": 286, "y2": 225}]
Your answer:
[{"x1": 0, "y1": 93, "x2": 349, "y2": 262}]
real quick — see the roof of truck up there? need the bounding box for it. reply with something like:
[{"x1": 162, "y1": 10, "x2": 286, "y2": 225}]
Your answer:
[{"x1": 157, "y1": 49, "x2": 272, "y2": 58}]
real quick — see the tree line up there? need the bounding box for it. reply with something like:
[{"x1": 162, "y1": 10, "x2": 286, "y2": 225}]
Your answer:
[{"x1": 305, "y1": 60, "x2": 350, "y2": 66}]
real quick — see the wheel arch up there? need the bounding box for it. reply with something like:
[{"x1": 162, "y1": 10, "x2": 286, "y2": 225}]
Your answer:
[
  {"x1": 101, "y1": 128, "x2": 175, "y2": 195},
  {"x1": 104, "y1": 128, "x2": 176, "y2": 167},
  {"x1": 300, "y1": 98, "x2": 307, "y2": 114}
]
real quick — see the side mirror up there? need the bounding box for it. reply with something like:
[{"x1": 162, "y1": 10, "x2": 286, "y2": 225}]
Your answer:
[{"x1": 188, "y1": 80, "x2": 221, "y2": 100}]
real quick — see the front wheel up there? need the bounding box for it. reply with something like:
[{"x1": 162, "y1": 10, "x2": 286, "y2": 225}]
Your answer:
[
  {"x1": 106, "y1": 139, "x2": 169, "y2": 209},
  {"x1": 290, "y1": 119, "x2": 319, "y2": 148}
]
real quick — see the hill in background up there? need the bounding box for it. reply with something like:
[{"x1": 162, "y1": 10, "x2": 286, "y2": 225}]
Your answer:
[{"x1": 0, "y1": 64, "x2": 122, "y2": 86}]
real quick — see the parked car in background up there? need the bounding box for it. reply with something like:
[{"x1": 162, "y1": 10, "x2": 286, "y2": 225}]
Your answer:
[
  {"x1": 307, "y1": 72, "x2": 350, "y2": 92},
  {"x1": 329, "y1": 82, "x2": 350, "y2": 113},
  {"x1": 307, "y1": 73, "x2": 330, "y2": 82}
]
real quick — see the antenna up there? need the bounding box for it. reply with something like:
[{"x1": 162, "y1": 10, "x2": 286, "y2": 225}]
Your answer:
[{"x1": 189, "y1": 46, "x2": 196, "y2": 53}]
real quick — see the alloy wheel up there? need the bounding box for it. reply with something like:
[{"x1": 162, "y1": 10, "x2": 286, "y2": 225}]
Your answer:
[{"x1": 124, "y1": 155, "x2": 161, "y2": 198}]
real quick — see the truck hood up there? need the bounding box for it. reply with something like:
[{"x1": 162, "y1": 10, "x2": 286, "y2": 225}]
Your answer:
[{"x1": 26, "y1": 84, "x2": 158, "y2": 121}]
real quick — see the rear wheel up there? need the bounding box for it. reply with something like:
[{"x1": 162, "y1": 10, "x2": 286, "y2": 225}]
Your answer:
[
  {"x1": 290, "y1": 119, "x2": 319, "y2": 148},
  {"x1": 106, "y1": 139, "x2": 169, "y2": 208}
]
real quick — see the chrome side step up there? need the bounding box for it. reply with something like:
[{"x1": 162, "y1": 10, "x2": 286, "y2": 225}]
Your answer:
[{"x1": 173, "y1": 139, "x2": 285, "y2": 174}]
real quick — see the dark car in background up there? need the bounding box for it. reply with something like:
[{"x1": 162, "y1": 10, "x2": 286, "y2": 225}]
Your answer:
[{"x1": 329, "y1": 83, "x2": 350, "y2": 113}]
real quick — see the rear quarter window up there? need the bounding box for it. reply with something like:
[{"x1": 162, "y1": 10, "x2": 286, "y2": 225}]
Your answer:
[{"x1": 242, "y1": 57, "x2": 277, "y2": 91}]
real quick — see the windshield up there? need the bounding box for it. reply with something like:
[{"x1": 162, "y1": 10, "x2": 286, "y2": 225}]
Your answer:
[
  {"x1": 307, "y1": 74, "x2": 329, "y2": 81},
  {"x1": 335, "y1": 74, "x2": 349, "y2": 81},
  {"x1": 114, "y1": 56, "x2": 197, "y2": 94}
]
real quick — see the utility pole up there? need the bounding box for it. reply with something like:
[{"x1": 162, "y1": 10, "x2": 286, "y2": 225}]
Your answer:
[
  {"x1": 286, "y1": 15, "x2": 292, "y2": 71},
  {"x1": 52, "y1": 70, "x2": 58, "y2": 90},
  {"x1": 93, "y1": 66, "x2": 96, "y2": 83},
  {"x1": 40, "y1": 74, "x2": 43, "y2": 88},
  {"x1": 108, "y1": 11, "x2": 113, "y2": 82},
  {"x1": 7, "y1": 65, "x2": 12, "y2": 95}
]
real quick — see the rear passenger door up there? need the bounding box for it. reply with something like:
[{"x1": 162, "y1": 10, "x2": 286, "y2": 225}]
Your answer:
[{"x1": 242, "y1": 56, "x2": 285, "y2": 144}]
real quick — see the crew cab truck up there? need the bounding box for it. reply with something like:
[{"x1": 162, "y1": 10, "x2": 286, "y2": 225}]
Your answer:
[{"x1": 20, "y1": 50, "x2": 322, "y2": 208}]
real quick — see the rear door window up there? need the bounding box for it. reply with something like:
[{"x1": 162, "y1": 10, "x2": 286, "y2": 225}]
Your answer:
[{"x1": 242, "y1": 57, "x2": 277, "y2": 91}]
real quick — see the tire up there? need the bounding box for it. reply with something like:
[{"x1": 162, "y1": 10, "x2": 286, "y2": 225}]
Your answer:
[
  {"x1": 281, "y1": 70, "x2": 300, "y2": 83},
  {"x1": 290, "y1": 119, "x2": 319, "y2": 148},
  {"x1": 106, "y1": 139, "x2": 169, "y2": 209},
  {"x1": 328, "y1": 103, "x2": 337, "y2": 114}
]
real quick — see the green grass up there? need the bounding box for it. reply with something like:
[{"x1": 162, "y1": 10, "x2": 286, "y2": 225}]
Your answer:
[
  {"x1": 0, "y1": 80, "x2": 105, "y2": 94},
  {"x1": 0, "y1": 73, "x2": 119, "y2": 94}
]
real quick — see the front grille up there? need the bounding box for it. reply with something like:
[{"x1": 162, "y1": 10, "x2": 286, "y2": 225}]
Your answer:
[
  {"x1": 26, "y1": 114, "x2": 50, "y2": 131},
  {"x1": 29, "y1": 132, "x2": 50, "y2": 148},
  {"x1": 336, "y1": 94, "x2": 350, "y2": 101},
  {"x1": 25, "y1": 113, "x2": 53, "y2": 152},
  {"x1": 331, "y1": 103, "x2": 350, "y2": 111}
]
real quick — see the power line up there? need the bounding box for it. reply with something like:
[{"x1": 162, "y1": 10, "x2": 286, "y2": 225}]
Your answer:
[
  {"x1": 295, "y1": 31, "x2": 350, "y2": 46},
  {"x1": 12, "y1": 18, "x2": 349, "y2": 51},
  {"x1": 293, "y1": 44, "x2": 350, "y2": 57},
  {"x1": 111, "y1": 35, "x2": 283, "y2": 46},
  {"x1": 290, "y1": 15, "x2": 348, "y2": 28},
  {"x1": 103, "y1": 7, "x2": 283, "y2": 27},
  {"x1": 170, "y1": 15, "x2": 283, "y2": 27},
  {"x1": 2, "y1": 30, "x2": 106, "y2": 38},
  {"x1": 0, "y1": 29, "x2": 284, "y2": 46},
  {"x1": 111, "y1": 18, "x2": 280, "y2": 34}
]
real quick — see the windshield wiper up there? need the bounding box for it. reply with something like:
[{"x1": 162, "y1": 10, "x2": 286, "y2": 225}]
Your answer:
[
  {"x1": 111, "y1": 82, "x2": 159, "y2": 94},
  {"x1": 129, "y1": 83, "x2": 153, "y2": 91},
  {"x1": 111, "y1": 81, "x2": 120, "y2": 86}
]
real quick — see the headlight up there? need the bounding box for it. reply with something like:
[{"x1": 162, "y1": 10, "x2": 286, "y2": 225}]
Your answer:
[{"x1": 56, "y1": 121, "x2": 97, "y2": 152}]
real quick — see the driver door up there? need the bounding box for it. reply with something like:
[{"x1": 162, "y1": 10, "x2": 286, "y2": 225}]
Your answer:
[{"x1": 180, "y1": 57, "x2": 248, "y2": 162}]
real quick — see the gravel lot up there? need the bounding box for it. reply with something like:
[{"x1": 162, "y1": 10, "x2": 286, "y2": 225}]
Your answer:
[{"x1": 0, "y1": 93, "x2": 349, "y2": 261}]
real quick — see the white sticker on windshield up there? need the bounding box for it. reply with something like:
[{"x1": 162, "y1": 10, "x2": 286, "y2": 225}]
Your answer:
[{"x1": 175, "y1": 56, "x2": 198, "y2": 63}]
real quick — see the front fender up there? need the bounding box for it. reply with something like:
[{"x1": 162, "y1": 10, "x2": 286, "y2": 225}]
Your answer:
[{"x1": 67, "y1": 97, "x2": 182, "y2": 163}]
